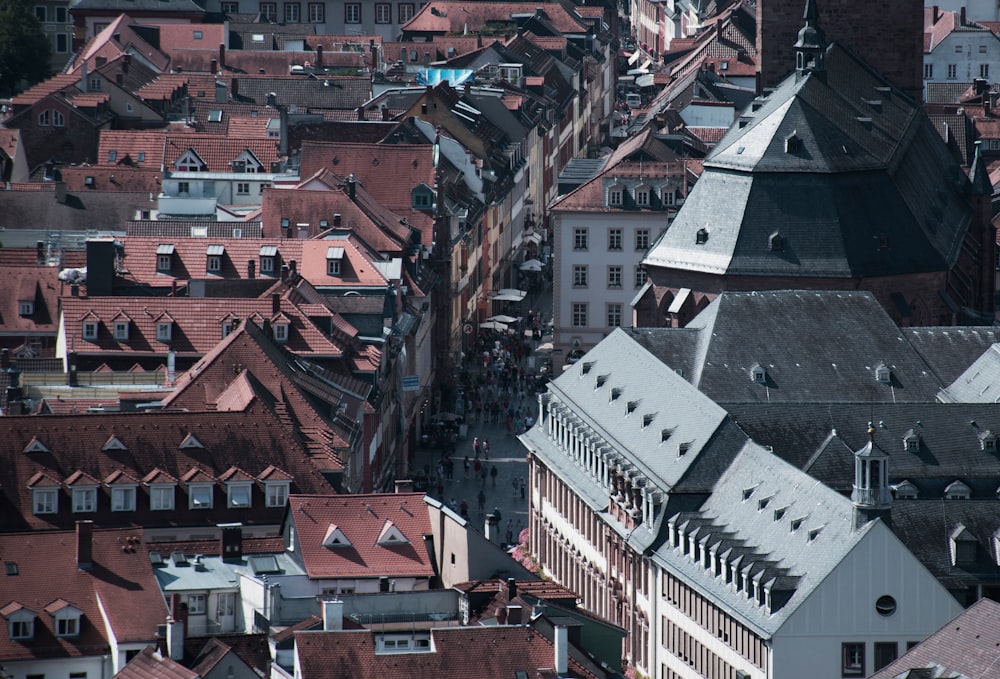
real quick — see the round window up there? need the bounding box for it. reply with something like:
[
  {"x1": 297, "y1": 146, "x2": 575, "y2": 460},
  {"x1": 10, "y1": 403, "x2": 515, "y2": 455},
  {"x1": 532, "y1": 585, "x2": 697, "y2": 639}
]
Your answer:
[{"x1": 875, "y1": 595, "x2": 897, "y2": 616}]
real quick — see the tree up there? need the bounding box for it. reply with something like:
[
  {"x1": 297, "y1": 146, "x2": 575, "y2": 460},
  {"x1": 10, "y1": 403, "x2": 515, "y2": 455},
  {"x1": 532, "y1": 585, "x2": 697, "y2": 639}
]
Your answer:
[{"x1": 0, "y1": 0, "x2": 52, "y2": 97}]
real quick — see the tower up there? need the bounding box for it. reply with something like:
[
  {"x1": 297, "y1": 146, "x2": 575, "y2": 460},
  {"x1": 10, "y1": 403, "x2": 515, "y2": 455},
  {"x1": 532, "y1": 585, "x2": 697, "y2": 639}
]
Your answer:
[
  {"x1": 793, "y1": 0, "x2": 825, "y2": 76},
  {"x1": 851, "y1": 423, "x2": 892, "y2": 530}
]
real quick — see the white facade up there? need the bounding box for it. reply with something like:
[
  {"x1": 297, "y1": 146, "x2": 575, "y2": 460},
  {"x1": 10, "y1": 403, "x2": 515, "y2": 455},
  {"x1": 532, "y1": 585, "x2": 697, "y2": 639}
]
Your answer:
[
  {"x1": 200, "y1": 0, "x2": 408, "y2": 42},
  {"x1": 924, "y1": 20, "x2": 1000, "y2": 97}
]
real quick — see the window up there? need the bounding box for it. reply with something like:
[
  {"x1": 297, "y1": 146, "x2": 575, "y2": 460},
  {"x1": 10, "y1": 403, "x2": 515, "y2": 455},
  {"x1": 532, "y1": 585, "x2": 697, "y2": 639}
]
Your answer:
[
  {"x1": 111, "y1": 487, "x2": 136, "y2": 512},
  {"x1": 228, "y1": 484, "x2": 252, "y2": 508},
  {"x1": 636, "y1": 188, "x2": 650, "y2": 207},
  {"x1": 308, "y1": 2, "x2": 324, "y2": 21},
  {"x1": 266, "y1": 482, "x2": 290, "y2": 507},
  {"x1": 635, "y1": 266, "x2": 647, "y2": 288},
  {"x1": 981, "y1": 43, "x2": 989, "y2": 54},
  {"x1": 88, "y1": 77, "x2": 101, "y2": 91},
  {"x1": 573, "y1": 228, "x2": 588, "y2": 250},
  {"x1": 150, "y1": 486, "x2": 174, "y2": 511},
  {"x1": 956, "y1": 44, "x2": 963, "y2": 53},
  {"x1": 189, "y1": 485, "x2": 213, "y2": 509},
  {"x1": 34, "y1": 489, "x2": 58, "y2": 514},
  {"x1": 607, "y1": 303, "x2": 622, "y2": 328},
  {"x1": 207, "y1": 256, "x2": 222, "y2": 273},
  {"x1": 156, "y1": 322, "x2": 172, "y2": 342},
  {"x1": 284, "y1": 3, "x2": 299, "y2": 22},
  {"x1": 237, "y1": 182, "x2": 250, "y2": 195},
  {"x1": 345, "y1": 3, "x2": 360, "y2": 22},
  {"x1": 981, "y1": 64, "x2": 990, "y2": 78},
  {"x1": 193, "y1": 30, "x2": 203, "y2": 40},
  {"x1": 56, "y1": 6, "x2": 66, "y2": 21},
  {"x1": 107, "y1": 150, "x2": 116, "y2": 162},
  {"x1": 608, "y1": 228, "x2": 622, "y2": 250},
  {"x1": 572, "y1": 265, "x2": 588, "y2": 287},
  {"x1": 412, "y1": 188, "x2": 432, "y2": 209},
  {"x1": 56, "y1": 616, "x2": 79, "y2": 637},
  {"x1": 608, "y1": 186, "x2": 623, "y2": 206},
  {"x1": 187, "y1": 594, "x2": 206, "y2": 615},
  {"x1": 635, "y1": 229, "x2": 650, "y2": 250},
  {"x1": 572, "y1": 303, "x2": 587, "y2": 327},
  {"x1": 948, "y1": 64, "x2": 957, "y2": 79},
  {"x1": 259, "y1": 182, "x2": 269, "y2": 194},
  {"x1": 398, "y1": 3, "x2": 415, "y2": 22},
  {"x1": 261, "y1": 257, "x2": 275, "y2": 274},
  {"x1": 221, "y1": 322, "x2": 234, "y2": 338},
  {"x1": 177, "y1": 181, "x2": 190, "y2": 194},
  {"x1": 327, "y1": 259, "x2": 341, "y2": 276},
  {"x1": 83, "y1": 322, "x2": 98, "y2": 341},
  {"x1": 663, "y1": 190, "x2": 675, "y2": 205},
  {"x1": 873, "y1": 642, "x2": 897, "y2": 672},
  {"x1": 222, "y1": 1, "x2": 239, "y2": 12},
  {"x1": 114, "y1": 322, "x2": 129, "y2": 341},
  {"x1": 260, "y1": 2, "x2": 277, "y2": 20},
  {"x1": 696, "y1": 228, "x2": 709, "y2": 244},
  {"x1": 52, "y1": 110, "x2": 64, "y2": 127},
  {"x1": 875, "y1": 595, "x2": 897, "y2": 617},
  {"x1": 842, "y1": 642, "x2": 865, "y2": 677},
  {"x1": 56, "y1": 33, "x2": 68, "y2": 53},
  {"x1": 19, "y1": 302, "x2": 34, "y2": 316},
  {"x1": 38, "y1": 110, "x2": 50, "y2": 126},
  {"x1": 608, "y1": 265, "x2": 622, "y2": 288},
  {"x1": 11, "y1": 619, "x2": 34, "y2": 640},
  {"x1": 376, "y1": 3, "x2": 391, "y2": 22},
  {"x1": 72, "y1": 488, "x2": 96, "y2": 513},
  {"x1": 273, "y1": 323, "x2": 288, "y2": 342},
  {"x1": 35, "y1": 6, "x2": 46, "y2": 21},
  {"x1": 157, "y1": 255, "x2": 172, "y2": 271}
]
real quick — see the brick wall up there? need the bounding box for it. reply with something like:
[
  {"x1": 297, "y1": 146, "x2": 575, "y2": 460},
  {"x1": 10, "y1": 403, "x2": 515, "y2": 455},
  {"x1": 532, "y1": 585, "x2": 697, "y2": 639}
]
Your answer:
[{"x1": 757, "y1": 0, "x2": 923, "y2": 101}]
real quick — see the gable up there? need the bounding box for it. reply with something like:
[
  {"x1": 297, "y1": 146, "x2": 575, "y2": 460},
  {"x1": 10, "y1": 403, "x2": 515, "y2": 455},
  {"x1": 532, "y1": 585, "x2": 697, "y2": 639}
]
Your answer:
[
  {"x1": 377, "y1": 520, "x2": 409, "y2": 546},
  {"x1": 322, "y1": 523, "x2": 351, "y2": 548}
]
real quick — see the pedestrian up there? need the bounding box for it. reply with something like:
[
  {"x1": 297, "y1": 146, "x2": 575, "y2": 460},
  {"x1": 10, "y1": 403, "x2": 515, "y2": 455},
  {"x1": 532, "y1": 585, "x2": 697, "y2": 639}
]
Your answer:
[
  {"x1": 505, "y1": 518, "x2": 513, "y2": 546},
  {"x1": 473, "y1": 436, "x2": 480, "y2": 459},
  {"x1": 493, "y1": 506, "x2": 502, "y2": 522},
  {"x1": 520, "y1": 476, "x2": 526, "y2": 499},
  {"x1": 490, "y1": 464, "x2": 498, "y2": 487},
  {"x1": 446, "y1": 457, "x2": 454, "y2": 480},
  {"x1": 460, "y1": 499, "x2": 469, "y2": 519},
  {"x1": 464, "y1": 456, "x2": 471, "y2": 480},
  {"x1": 482, "y1": 439, "x2": 490, "y2": 460},
  {"x1": 449, "y1": 497, "x2": 458, "y2": 513},
  {"x1": 512, "y1": 476, "x2": 519, "y2": 498},
  {"x1": 481, "y1": 466, "x2": 489, "y2": 486},
  {"x1": 477, "y1": 489, "x2": 486, "y2": 514}
]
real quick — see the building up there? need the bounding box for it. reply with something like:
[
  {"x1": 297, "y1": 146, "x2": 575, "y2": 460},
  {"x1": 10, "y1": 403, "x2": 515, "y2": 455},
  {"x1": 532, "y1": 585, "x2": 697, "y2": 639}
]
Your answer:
[
  {"x1": 923, "y1": 8, "x2": 1000, "y2": 101},
  {"x1": 636, "y1": 6, "x2": 996, "y2": 328}
]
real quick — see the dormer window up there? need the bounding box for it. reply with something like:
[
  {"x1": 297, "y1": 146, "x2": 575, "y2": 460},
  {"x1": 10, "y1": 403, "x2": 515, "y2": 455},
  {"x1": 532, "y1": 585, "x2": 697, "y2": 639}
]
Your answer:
[
  {"x1": 377, "y1": 520, "x2": 409, "y2": 546},
  {"x1": 227, "y1": 482, "x2": 252, "y2": 508},
  {"x1": 662, "y1": 189, "x2": 675, "y2": 206},
  {"x1": 635, "y1": 187, "x2": 650, "y2": 207},
  {"x1": 3, "y1": 605, "x2": 36, "y2": 641},
  {"x1": 412, "y1": 185, "x2": 434, "y2": 209},
  {"x1": 83, "y1": 321, "x2": 98, "y2": 341},
  {"x1": 72, "y1": 486, "x2": 96, "y2": 513},
  {"x1": 893, "y1": 480, "x2": 919, "y2": 499},
  {"x1": 696, "y1": 228, "x2": 709, "y2": 245},
  {"x1": 784, "y1": 131, "x2": 802, "y2": 154},
  {"x1": 327, "y1": 246, "x2": 344, "y2": 276},
  {"x1": 980, "y1": 430, "x2": 997, "y2": 451},
  {"x1": 951, "y1": 524, "x2": 978, "y2": 565},
  {"x1": 45, "y1": 600, "x2": 82, "y2": 638},
  {"x1": 260, "y1": 245, "x2": 277, "y2": 274},
  {"x1": 207, "y1": 244, "x2": 225, "y2": 274},
  {"x1": 903, "y1": 431, "x2": 920, "y2": 452},
  {"x1": 18, "y1": 301, "x2": 34, "y2": 316},
  {"x1": 189, "y1": 484, "x2": 214, "y2": 509},
  {"x1": 114, "y1": 321, "x2": 129, "y2": 341},
  {"x1": 273, "y1": 321, "x2": 289, "y2": 342},
  {"x1": 769, "y1": 232, "x2": 783, "y2": 252},
  {"x1": 323, "y1": 523, "x2": 351, "y2": 548},
  {"x1": 156, "y1": 244, "x2": 174, "y2": 272},
  {"x1": 156, "y1": 322, "x2": 172, "y2": 343},
  {"x1": 875, "y1": 363, "x2": 891, "y2": 384},
  {"x1": 608, "y1": 185, "x2": 623, "y2": 207},
  {"x1": 750, "y1": 363, "x2": 767, "y2": 384},
  {"x1": 111, "y1": 486, "x2": 136, "y2": 511},
  {"x1": 175, "y1": 148, "x2": 206, "y2": 172},
  {"x1": 265, "y1": 480, "x2": 290, "y2": 507},
  {"x1": 945, "y1": 480, "x2": 972, "y2": 500}
]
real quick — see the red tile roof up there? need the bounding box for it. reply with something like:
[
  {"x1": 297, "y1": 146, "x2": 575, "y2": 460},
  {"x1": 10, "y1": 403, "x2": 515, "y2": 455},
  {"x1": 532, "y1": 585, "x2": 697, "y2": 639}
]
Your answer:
[
  {"x1": 0, "y1": 526, "x2": 167, "y2": 663},
  {"x1": 288, "y1": 493, "x2": 435, "y2": 579},
  {"x1": 61, "y1": 165, "x2": 162, "y2": 192},
  {"x1": 0, "y1": 407, "x2": 338, "y2": 532},
  {"x1": 0, "y1": 264, "x2": 63, "y2": 337},
  {"x1": 294, "y1": 626, "x2": 601, "y2": 678},
  {"x1": 96, "y1": 129, "x2": 284, "y2": 172},
  {"x1": 113, "y1": 645, "x2": 198, "y2": 679},
  {"x1": 402, "y1": 1, "x2": 588, "y2": 35},
  {"x1": 61, "y1": 292, "x2": 345, "y2": 360},
  {"x1": 155, "y1": 23, "x2": 228, "y2": 52}
]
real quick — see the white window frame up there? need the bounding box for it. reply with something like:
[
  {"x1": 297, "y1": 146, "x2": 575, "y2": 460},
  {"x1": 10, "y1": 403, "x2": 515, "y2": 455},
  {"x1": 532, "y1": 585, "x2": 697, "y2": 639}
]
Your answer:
[
  {"x1": 114, "y1": 322, "x2": 129, "y2": 341},
  {"x1": 308, "y1": 1, "x2": 324, "y2": 21},
  {"x1": 636, "y1": 229, "x2": 650, "y2": 250},
  {"x1": 608, "y1": 228, "x2": 622, "y2": 251},
  {"x1": 189, "y1": 484, "x2": 214, "y2": 509},
  {"x1": 327, "y1": 259, "x2": 342, "y2": 276},
  {"x1": 266, "y1": 481, "x2": 290, "y2": 507},
  {"x1": 375, "y1": 2, "x2": 391, "y2": 22},
  {"x1": 399, "y1": 2, "x2": 414, "y2": 22},
  {"x1": 33, "y1": 488, "x2": 58, "y2": 514},
  {"x1": 150, "y1": 485, "x2": 175, "y2": 511},
  {"x1": 207, "y1": 255, "x2": 222, "y2": 273},
  {"x1": 55, "y1": 614, "x2": 80, "y2": 638},
  {"x1": 83, "y1": 322, "x2": 98, "y2": 340},
  {"x1": 635, "y1": 266, "x2": 648, "y2": 288},
  {"x1": 572, "y1": 303, "x2": 587, "y2": 327},
  {"x1": 284, "y1": 2, "x2": 299, "y2": 22},
  {"x1": 187, "y1": 594, "x2": 207, "y2": 615},
  {"x1": 259, "y1": 1, "x2": 276, "y2": 20},
  {"x1": 111, "y1": 486, "x2": 136, "y2": 512},
  {"x1": 607, "y1": 303, "x2": 623, "y2": 328},
  {"x1": 608, "y1": 187, "x2": 623, "y2": 206},
  {"x1": 273, "y1": 323, "x2": 288, "y2": 342},
  {"x1": 19, "y1": 302, "x2": 34, "y2": 316},
  {"x1": 157, "y1": 254, "x2": 172, "y2": 272},
  {"x1": 608, "y1": 265, "x2": 622, "y2": 288},
  {"x1": 38, "y1": 110, "x2": 50, "y2": 126},
  {"x1": 635, "y1": 189, "x2": 650, "y2": 206},
  {"x1": 228, "y1": 483, "x2": 252, "y2": 508},
  {"x1": 72, "y1": 487, "x2": 97, "y2": 513},
  {"x1": 572, "y1": 265, "x2": 588, "y2": 287},
  {"x1": 10, "y1": 617, "x2": 34, "y2": 640},
  {"x1": 52, "y1": 110, "x2": 65, "y2": 127},
  {"x1": 237, "y1": 182, "x2": 250, "y2": 195},
  {"x1": 260, "y1": 256, "x2": 275, "y2": 274},
  {"x1": 222, "y1": 322, "x2": 234, "y2": 338},
  {"x1": 573, "y1": 228, "x2": 588, "y2": 250},
  {"x1": 345, "y1": 2, "x2": 361, "y2": 22},
  {"x1": 156, "y1": 322, "x2": 172, "y2": 342}
]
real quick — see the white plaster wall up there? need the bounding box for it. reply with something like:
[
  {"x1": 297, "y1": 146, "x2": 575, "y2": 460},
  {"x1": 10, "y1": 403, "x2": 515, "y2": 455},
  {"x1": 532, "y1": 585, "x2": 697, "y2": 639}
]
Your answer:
[{"x1": 925, "y1": 28, "x2": 1000, "y2": 90}]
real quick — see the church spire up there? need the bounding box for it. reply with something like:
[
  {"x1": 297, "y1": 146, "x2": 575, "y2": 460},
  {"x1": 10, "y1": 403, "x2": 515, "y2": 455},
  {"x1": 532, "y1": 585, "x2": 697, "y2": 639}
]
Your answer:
[{"x1": 795, "y1": 0, "x2": 826, "y2": 76}]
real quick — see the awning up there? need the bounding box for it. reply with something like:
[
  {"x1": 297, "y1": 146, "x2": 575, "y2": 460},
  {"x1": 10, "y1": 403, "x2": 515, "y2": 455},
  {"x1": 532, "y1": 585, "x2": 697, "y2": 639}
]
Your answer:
[
  {"x1": 640, "y1": 58, "x2": 653, "y2": 71},
  {"x1": 667, "y1": 287, "x2": 691, "y2": 314},
  {"x1": 259, "y1": 245, "x2": 278, "y2": 257},
  {"x1": 635, "y1": 74, "x2": 655, "y2": 88},
  {"x1": 525, "y1": 232, "x2": 543, "y2": 245},
  {"x1": 480, "y1": 320, "x2": 509, "y2": 331},
  {"x1": 156, "y1": 244, "x2": 175, "y2": 255},
  {"x1": 326, "y1": 246, "x2": 345, "y2": 260},
  {"x1": 487, "y1": 314, "x2": 520, "y2": 323},
  {"x1": 206, "y1": 244, "x2": 225, "y2": 256},
  {"x1": 628, "y1": 51, "x2": 640, "y2": 66},
  {"x1": 493, "y1": 288, "x2": 527, "y2": 302}
]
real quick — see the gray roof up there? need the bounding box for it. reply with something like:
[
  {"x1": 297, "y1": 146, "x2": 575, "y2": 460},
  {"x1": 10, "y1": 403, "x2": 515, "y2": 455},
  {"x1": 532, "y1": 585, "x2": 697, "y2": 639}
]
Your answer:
[
  {"x1": 628, "y1": 290, "x2": 946, "y2": 404},
  {"x1": 939, "y1": 344, "x2": 1000, "y2": 403},
  {"x1": 644, "y1": 43, "x2": 971, "y2": 279},
  {"x1": 69, "y1": 0, "x2": 203, "y2": 11},
  {"x1": 903, "y1": 326, "x2": 1000, "y2": 386},
  {"x1": 651, "y1": 440, "x2": 874, "y2": 638}
]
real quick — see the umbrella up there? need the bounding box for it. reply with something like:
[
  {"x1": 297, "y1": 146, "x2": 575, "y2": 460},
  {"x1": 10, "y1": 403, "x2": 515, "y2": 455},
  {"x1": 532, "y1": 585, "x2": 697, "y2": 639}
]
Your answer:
[
  {"x1": 520, "y1": 259, "x2": 543, "y2": 272},
  {"x1": 431, "y1": 412, "x2": 462, "y2": 422},
  {"x1": 488, "y1": 314, "x2": 520, "y2": 324},
  {"x1": 480, "y1": 320, "x2": 509, "y2": 332},
  {"x1": 493, "y1": 288, "x2": 527, "y2": 302}
]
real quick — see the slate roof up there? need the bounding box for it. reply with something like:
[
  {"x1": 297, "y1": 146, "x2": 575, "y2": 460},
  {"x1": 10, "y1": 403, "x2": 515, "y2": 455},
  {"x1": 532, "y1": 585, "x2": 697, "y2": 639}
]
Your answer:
[
  {"x1": 231, "y1": 75, "x2": 371, "y2": 110},
  {"x1": 868, "y1": 598, "x2": 1000, "y2": 679},
  {"x1": 402, "y1": 1, "x2": 589, "y2": 36},
  {"x1": 628, "y1": 291, "x2": 946, "y2": 404},
  {"x1": 70, "y1": 0, "x2": 203, "y2": 11},
  {"x1": 0, "y1": 191, "x2": 151, "y2": 231},
  {"x1": 287, "y1": 493, "x2": 435, "y2": 579},
  {"x1": 904, "y1": 326, "x2": 1000, "y2": 386},
  {"x1": 0, "y1": 526, "x2": 168, "y2": 663},
  {"x1": 293, "y1": 626, "x2": 600, "y2": 679},
  {"x1": 938, "y1": 344, "x2": 1000, "y2": 402},
  {"x1": 652, "y1": 440, "x2": 877, "y2": 638},
  {"x1": 61, "y1": 293, "x2": 345, "y2": 359},
  {"x1": 644, "y1": 44, "x2": 972, "y2": 279}
]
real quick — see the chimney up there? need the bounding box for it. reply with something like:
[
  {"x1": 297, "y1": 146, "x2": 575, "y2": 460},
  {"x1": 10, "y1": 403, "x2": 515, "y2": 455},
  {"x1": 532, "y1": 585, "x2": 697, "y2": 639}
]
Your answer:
[
  {"x1": 280, "y1": 264, "x2": 289, "y2": 281},
  {"x1": 394, "y1": 479, "x2": 414, "y2": 493},
  {"x1": 506, "y1": 577, "x2": 517, "y2": 600},
  {"x1": 322, "y1": 599, "x2": 344, "y2": 631},
  {"x1": 496, "y1": 606, "x2": 508, "y2": 624},
  {"x1": 80, "y1": 59, "x2": 88, "y2": 93},
  {"x1": 506, "y1": 604, "x2": 522, "y2": 624},
  {"x1": 333, "y1": 213, "x2": 342, "y2": 226},
  {"x1": 210, "y1": 58, "x2": 218, "y2": 74},
  {"x1": 288, "y1": 259, "x2": 297, "y2": 277},
  {"x1": 36, "y1": 240, "x2": 45, "y2": 265},
  {"x1": 381, "y1": 104, "x2": 391, "y2": 121},
  {"x1": 122, "y1": 53, "x2": 130, "y2": 73},
  {"x1": 231, "y1": 78, "x2": 239, "y2": 98},
  {"x1": 165, "y1": 616, "x2": 184, "y2": 660},
  {"x1": 554, "y1": 625, "x2": 568, "y2": 674},
  {"x1": 76, "y1": 520, "x2": 94, "y2": 570},
  {"x1": 218, "y1": 43, "x2": 226, "y2": 69},
  {"x1": 219, "y1": 523, "x2": 243, "y2": 562},
  {"x1": 167, "y1": 350, "x2": 176, "y2": 386},
  {"x1": 267, "y1": 92, "x2": 278, "y2": 108},
  {"x1": 346, "y1": 174, "x2": 356, "y2": 201},
  {"x1": 271, "y1": 292, "x2": 281, "y2": 314},
  {"x1": 248, "y1": 259, "x2": 256, "y2": 279},
  {"x1": 0, "y1": 349, "x2": 8, "y2": 370},
  {"x1": 961, "y1": 6, "x2": 966, "y2": 25},
  {"x1": 316, "y1": 44, "x2": 323, "y2": 67},
  {"x1": 279, "y1": 105, "x2": 289, "y2": 157},
  {"x1": 68, "y1": 351, "x2": 79, "y2": 386}
]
